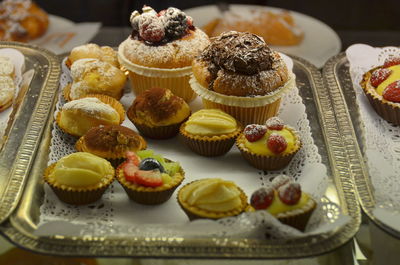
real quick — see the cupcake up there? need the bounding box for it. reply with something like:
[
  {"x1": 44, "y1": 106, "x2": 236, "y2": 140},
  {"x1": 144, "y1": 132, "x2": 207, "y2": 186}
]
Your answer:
[
  {"x1": 236, "y1": 117, "x2": 301, "y2": 170},
  {"x1": 43, "y1": 152, "x2": 115, "y2": 205},
  {"x1": 63, "y1": 58, "x2": 127, "y2": 101},
  {"x1": 66, "y1": 43, "x2": 119, "y2": 68},
  {"x1": 360, "y1": 56, "x2": 400, "y2": 125},
  {"x1": 127, "y1": 87, "x2": 190, "y2": 139},
  {"x1": 249, "y1": 175, "x2": 316, "y2": 231},
  {"x1": 190, "y1": 31, "x2": 295, "y2": 126},
  {"x1": 179, "y1": 109, "x2": 241, "y2": 156},
  {"x1": 177, "y1": 178, "x2": 248, "y2": 220},
  {"x1": 116, "y1": 150, "x2": 184, "y2": 204},
  {"x1": 56, "y1": 94, "x2": 125, "y2": 137},
  {"x1": 118, "y1": 6, "x2": 210, "y2": 102}
]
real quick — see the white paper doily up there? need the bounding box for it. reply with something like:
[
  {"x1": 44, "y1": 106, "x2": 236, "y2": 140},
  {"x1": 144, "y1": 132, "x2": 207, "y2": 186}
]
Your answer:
[
  {"x1": 37, "y1": 56, "x2": 349, "y2": 239},
  {"x1": 346, "y1": 44, "x2": 400, "y2": 230}
]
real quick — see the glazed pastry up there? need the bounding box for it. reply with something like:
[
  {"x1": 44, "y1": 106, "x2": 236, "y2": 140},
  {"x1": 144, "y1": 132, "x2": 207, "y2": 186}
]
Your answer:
[
  {"x1": 63, "y1": 58, "x2": 127, "y2": 101},
  {"x1": 56, "y1": 95, "x2": 125, "y2": 137},
  {"x1": 118, "y1": 6, "x2": 210, "y2": 102},
  {"x1": 43, "y1": 152, "x2": 115, "y2": 205},
  {"x1": 249, "y1": 175, "x2": 316, "y2": 231},
  {"x1": 177, "y1": 178, "x2": 248, "y2": 220},
  {"x1": 127, "y1": 87, "x2": 190, "y2": 139},
  {"x1": 360, "y1": 57, "x2": 400, "y2": 125},
  {"x1": 0, "y1": 75, "x2": 15, "y2": 112},
  {"x1": 75, "y1": 125, "x2": 147, "y2": 161},
  {"x1": 0, "y1": 0, "x2": 49, "y2": 42},
  {"x1": 236, "y1": 117, "x2": 301, "y2": 170},
  {"x1": 191, "y1": 31, "x2": 294, "y2": 125},
  {"x1": 116, "y1": 150, "x2": 184, "y2": 204},
  {"x1": 179, "y1": 109, "x2": 241, "y2": 156},
  {"x1": 66, "y1": 43, "x2": 120, "y2": 68}
]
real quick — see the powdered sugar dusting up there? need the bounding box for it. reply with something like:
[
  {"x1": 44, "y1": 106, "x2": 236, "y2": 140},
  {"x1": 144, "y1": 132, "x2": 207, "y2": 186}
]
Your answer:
[
  {"x1": 62, "y1": 97, "x2": 118, "y2": 117},
  {"x1": 0, "y1": 56, "x2": 14, "y2": 76},
  {"x1": 271, "y1": 174, "x2": 292, "y2": 189},
  {"x1": 0, "y1": 75, "x2": 14, "y2": 101}
]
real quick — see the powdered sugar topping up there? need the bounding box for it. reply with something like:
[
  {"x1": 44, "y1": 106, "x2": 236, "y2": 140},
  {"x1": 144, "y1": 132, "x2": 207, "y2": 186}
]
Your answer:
[{"x1": 62, "y1": 97, "x2": 118, "y2": 117}]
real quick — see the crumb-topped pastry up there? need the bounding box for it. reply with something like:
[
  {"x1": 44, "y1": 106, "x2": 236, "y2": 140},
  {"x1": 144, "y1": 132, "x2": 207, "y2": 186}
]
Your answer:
[
  {"x1": 127, "y1": 87, "x2": 190, "y2": 139},
  {"x1": 66, "y1": 43, "x2": 119, "y2": 68},
  {"x1": 0, "y1": 0, "x2": 49, "y2": 42},
  {"x1": 249, "y1": 175, "x2": 316, "y2": 231},
  {"x1": 179, "y1": 109, "x2": 241, "y2": 156},
  {"x1": 361, "y1": 57, "x2": 400, "y2": 125},
  {"x1": 116, "y1": 150, "x2": 184, "y2": 204},
  {"x1": 236, "y1": 117, "x2": 301, "y2": 170},
  {"x1": 190, "y1": 31, "x2": 294, "y2": 125},
  {"x1": 63, "y1": 58, "x2": 127, "y2": 101},
  {"x1": 0, "y1": 56, "x2": 16, "y2": 112},
  {"x1": 177, "y1": 178, "x2": 248, "y2": 220},
  {"x1": 118, "y1": 6, "x2": 210, "y2": 102},
  {"x1": 44, "y1": 152, "x2": 115, "y2": 205},
  {"x1": 56, "y1": 95, "x2": 125, "y2": 137}
]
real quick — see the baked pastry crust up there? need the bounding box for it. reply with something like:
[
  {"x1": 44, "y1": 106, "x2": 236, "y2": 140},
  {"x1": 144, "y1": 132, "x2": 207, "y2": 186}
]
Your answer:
[
  {"x1": 66, "y1": 43, "x2": 120, "y2": 68},
  {"x1": 0, "y1": 75, "x2": 15, "y2": 112}
]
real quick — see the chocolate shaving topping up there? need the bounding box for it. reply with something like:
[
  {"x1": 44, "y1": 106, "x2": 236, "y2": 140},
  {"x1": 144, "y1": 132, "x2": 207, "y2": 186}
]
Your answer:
[{"x1": 200, "y1": 31, "x2": 273, "y2": 75}]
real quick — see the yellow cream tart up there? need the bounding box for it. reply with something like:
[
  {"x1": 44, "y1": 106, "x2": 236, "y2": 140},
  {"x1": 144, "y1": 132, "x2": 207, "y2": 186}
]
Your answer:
[
  {"x1": 44, "y1": 152, "x2": 115, "y2": 205},
  {"x1": 180, "y1": 109, "x2": 241, "y2": 156}
]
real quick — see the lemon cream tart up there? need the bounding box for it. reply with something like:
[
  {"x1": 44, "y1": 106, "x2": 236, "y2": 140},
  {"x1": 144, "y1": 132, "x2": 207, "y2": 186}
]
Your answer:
[
  {"x1": 177, "y1": 178, "x2": 248, "y2": 220},
  {"x1": 180, "y1": 109, "x2": 241, "y2": 156},
  {"x1": 44, "y1": 152, "x2": 115, "y2": 205}
]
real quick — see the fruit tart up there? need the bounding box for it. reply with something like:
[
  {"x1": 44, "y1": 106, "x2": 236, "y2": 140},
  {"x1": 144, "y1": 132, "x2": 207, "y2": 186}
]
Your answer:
[
  {"x1": 118, "y1": 5, "x2": 210, "y2": 102},
  {"x1": 236, "y1": 117, "x2": 301, "y2": 170},
  {"x1": 360, "y1": 56, "x2": 400, "y2": 125},
  {"x1": 116, "y1": 150, "x2": 184, "y2": 205},
  {"x1": 249, "y1": 175, "x2": 316, "y2": 231}
]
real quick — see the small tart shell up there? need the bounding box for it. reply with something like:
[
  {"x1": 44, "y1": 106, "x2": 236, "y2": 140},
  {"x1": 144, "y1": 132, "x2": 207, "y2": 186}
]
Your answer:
[
  {"x1": 179, "y1": 122, "x2": 242, "y2": 156},
  {"x1": 43, "y1": 162, "x2": 115, "y2": 205},
  {"x1": 361, "y1": 67, "x2": 400, "y2": 125},
  {"x1": 177, "y1": 180, "x2": 248, "y2": 220},
  {"x1": 116, "y1": 162, "x2": 185, "y2": 205},
  {"x1": 235, "y1": 127, "x2": 301, "y2": 171}
]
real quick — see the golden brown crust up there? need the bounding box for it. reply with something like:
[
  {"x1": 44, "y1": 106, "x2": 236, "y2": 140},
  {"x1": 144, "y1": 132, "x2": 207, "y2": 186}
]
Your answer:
[{"x1": 67, "y1": 44, "x2": 120, "y2": 68}]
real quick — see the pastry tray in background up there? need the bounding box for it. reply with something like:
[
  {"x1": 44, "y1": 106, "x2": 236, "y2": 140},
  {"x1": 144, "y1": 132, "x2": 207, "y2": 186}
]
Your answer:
[
  {"x1": 0, "y1": 55, "x2": 361, "y2": 259},
  {"x1": 0, "y1": 42, "x2": 60, "y2": 224}
]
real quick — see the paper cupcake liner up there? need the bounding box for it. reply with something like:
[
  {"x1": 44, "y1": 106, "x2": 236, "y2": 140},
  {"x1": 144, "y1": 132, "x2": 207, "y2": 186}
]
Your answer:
[
  {"x1": 179, "y1": 123, "x2": 241, "y2": 156},
  {"x1": 131, "y1": 121, "x2": 182, "y2": 140},
  {"x1": 277, "y1": 199, "x2": 317, "y2": 231}
]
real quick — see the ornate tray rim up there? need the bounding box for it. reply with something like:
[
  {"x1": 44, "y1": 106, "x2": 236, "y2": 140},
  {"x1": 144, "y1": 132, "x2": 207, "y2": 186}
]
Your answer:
[
  {"x1": 0, "y1": 55, "x2": 360, "y2": 258},
  {"x1": 322, "y1": 52, "x2": 400, "y2": 238},
  {"x1": 0, "y1": 42, "x2": 60, "y2": 224}
]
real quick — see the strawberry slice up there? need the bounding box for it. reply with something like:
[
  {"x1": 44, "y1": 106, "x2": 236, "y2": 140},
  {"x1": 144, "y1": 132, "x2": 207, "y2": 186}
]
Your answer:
[
  {"x1": 383, "y1": 57, "x2": 400, "y2": 68},
  {"x1": 278, "y1": 183, "x2": 301, "y2": 205},
  {"x1": 250, "y1": 186, "x2": 274, "y2": 210},
  {"x1": 133, "y1": 170, "x2": 163, "y2": 187},
  {"x1": 370, "y1": 68, "x2": 392, "y2": 87},
  {"x1": 383, "y1": 80, "x2": 400, "y2": 103},
  {"x1": 123, "y1": 161, "x2": 139, "y2": 182},
  {"x1": 265, "y1": 117, "x2": 284, "y2": 130},
  {"x1": 267, "y1": 134, "x2": 287, "y2": 154},
  {"x1": 271, "y1": 174, "x2": 292, "y2": 189},
  {"x1": 126, "y1": 151, "x2": 140, "y2": 166},
  {"x1": 244, "y1": 124, "x2": 267, "y2": 142}
]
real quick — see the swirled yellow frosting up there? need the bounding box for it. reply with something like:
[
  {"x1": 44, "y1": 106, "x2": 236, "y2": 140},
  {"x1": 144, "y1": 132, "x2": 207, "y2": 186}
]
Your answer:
[
  {"x1": 184, "y1": 109, "x2": 237, "y2": 136},
  {"x1": 180, "y1": 178, "x2": 242, "y2": 212},
  {"x1": 50, "y1": 152, "x2": 113, "y2": 187},
  {"x1": 376, "y1": 65, "x2": 400, "y2": 95}
]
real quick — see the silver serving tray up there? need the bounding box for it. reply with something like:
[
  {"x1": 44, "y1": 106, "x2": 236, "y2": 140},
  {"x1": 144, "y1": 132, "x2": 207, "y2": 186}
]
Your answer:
[
  {"x1": 0, "y1": 42, "x2": 60, "y2": 224},
  {"x1": 0, "y1": 56, "x2": 360, "y2": 259},
  {"x1": 323, "y1": 52, "x2": 400, "y2": 239}
]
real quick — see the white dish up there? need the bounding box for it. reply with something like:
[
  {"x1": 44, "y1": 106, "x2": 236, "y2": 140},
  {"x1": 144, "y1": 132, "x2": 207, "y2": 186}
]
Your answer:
[{"x1": 184, "y1": 4, "x2": 341, "y2": 68}]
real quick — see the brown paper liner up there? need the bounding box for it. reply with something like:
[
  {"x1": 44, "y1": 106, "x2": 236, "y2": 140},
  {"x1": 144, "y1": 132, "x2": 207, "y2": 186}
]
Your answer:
[
  {"x1": 202, "y1": 98, "x2": 281, "y2": 126},
  {"x1": 277, "y1": 199, "x2": 317, "y2": 231},
  {"x1": 131, "y1": 121, "x2": 182, "y2": 140},
  {"x1": 179, "y1": 123, "x2": 241, "y2": 156}
]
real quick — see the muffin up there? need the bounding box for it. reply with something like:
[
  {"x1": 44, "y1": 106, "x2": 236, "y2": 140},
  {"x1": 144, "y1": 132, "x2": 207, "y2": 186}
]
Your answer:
[
  {"x1": 360, "y1": 56, "x2": 400, "y2": 125},
  {"x1": 127, "y1": 87, "x2": 190, "y2": 139},
  {"x1": 63, "y1": 58, "x2": 127, "y2": 101},
  {"x1": 177, "y1": 178, "x2": 248, "y2": 220},
  {"x1": 116, "y1": 150, "x2": 184, "y2": 204},
  {"x1": 249, "y1": 175, "x2": 316, "y2": 231},
  {"x1": 236, "y1": 117, "x2": 301, "y2": 170},
  {"x1": 191, "y1": 31, "x2": 295, "y2": 126},
  {"x1": 56, "y1": 94, "x2": 125, "y2": 137},
  {"x1": 43, "y1": 152, "x2": 115, "y2": 205},
  {"x1": 66, "y1": 43, "x2": 119, "y2": 68},
  {"x1": 118, "y1": 6, "x2": 210, "y2": 102},
  {"x1": 75, "y1": 124, "x2": 147, "y2": 163},
  {"x1": 179, "y1": 109, "x2": 241, "y2": 156}
]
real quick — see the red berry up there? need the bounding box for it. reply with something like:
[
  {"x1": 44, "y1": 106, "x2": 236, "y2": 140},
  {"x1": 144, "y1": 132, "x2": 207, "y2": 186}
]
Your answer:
[
  {"x1": 158, "y1": 9, "x2": 166, "y2": 17},
  {"x1": 250, "y1": 186, "x2": 274, "y2": 210},
  {"x1": 244, "y1": 124, "x2": 267, "y2": 142},
  {"x1": 139, "y1": 14, "x2": 165, "y2": 42},
  {"x1": 271, "y1": 174, "x2": 292, "y2": 189},
  {"x1": 370, "y1": 68, "x2": 392, "y2": 87},
  {"x1": 267, "y1": 134, "x2": 287, "y2": 154},
  {"x1": 133, "y1": 170, "x2": 163, "y2": 187},
  {"x1": 126, "y1": 151, "x2": 140, "y2": 166},
  {"x1": 278, "y1": 183, "x2": 301, "y2": 205},
  {"x1": 123, "y1": 160, "x2": 139, "y2": 182},
  {"x1": 383, "y1": 57, "x2": 400, "y2": 68},
  {"x1": 186, "y1": 16, "x2": 193, "y2": 28},
  {"x1": 265, "y1": 117, "x2": 284, "y2": 130},
  {"x1": 383, "y1": 81, "x2": 400, "y2": 103}
]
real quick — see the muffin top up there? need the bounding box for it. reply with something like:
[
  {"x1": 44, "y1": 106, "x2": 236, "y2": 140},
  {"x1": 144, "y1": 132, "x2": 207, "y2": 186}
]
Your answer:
[
  {"x1": 67, "y1": 43, "x2": 119, "y2": 68},
  {"x1": 128, "y1": 87, "x2": 190, "y2": 126}
]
